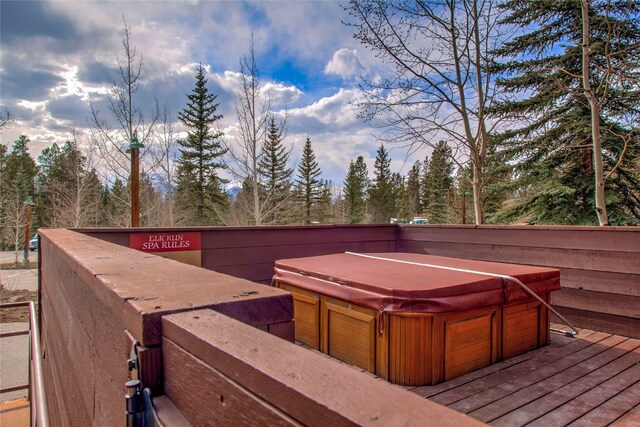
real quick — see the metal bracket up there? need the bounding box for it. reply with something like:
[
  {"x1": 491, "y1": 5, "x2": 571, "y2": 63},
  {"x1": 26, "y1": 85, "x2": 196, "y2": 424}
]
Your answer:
[{"x1": 128, "y1": 341, "x2": 141, "y2": 381}]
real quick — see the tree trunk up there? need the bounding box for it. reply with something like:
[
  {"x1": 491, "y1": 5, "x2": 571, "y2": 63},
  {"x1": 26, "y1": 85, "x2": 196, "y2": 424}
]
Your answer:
[{"x1": 581, "y1": 0, "x2": 608, "y2": 226}]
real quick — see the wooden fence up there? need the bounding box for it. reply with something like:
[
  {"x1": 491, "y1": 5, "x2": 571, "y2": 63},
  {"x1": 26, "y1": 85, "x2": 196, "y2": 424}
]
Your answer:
[{"x1": 397, "y1": 225, "x2": 640, "y2": 338}]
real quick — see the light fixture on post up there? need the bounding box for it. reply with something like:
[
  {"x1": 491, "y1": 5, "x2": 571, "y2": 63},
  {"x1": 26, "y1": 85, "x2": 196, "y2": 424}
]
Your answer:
[
  {"x1": 23, "y1": 196, "x2": 35, "y2": 266},
  {"x1": 129, "y1": 131, "x2": 144, "y2": 227}
]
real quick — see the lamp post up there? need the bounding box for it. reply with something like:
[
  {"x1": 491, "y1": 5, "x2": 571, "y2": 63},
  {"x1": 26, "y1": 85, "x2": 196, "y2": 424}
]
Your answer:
[
  {"x1": 128, "y1": 132, "x2": 144, "y2": 228},
  {"x1": 23, "y1": 196, "x2": 34, "y2": 266},
  {"x1": 459, "y1": 190, "x2": 471, "y2": 225}
]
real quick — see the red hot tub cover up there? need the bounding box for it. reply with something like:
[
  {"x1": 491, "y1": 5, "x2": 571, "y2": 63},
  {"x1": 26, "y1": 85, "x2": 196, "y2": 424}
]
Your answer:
[{"x1": 273, "y1": 252, "x2": 560, "y2": 313}]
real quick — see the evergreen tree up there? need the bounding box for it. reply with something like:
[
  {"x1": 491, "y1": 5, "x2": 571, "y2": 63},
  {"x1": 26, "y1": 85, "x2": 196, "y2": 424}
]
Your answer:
[
  {"x1": 176, "y1": 63, "x2": 228, "y2": 225},
  {"x1": 420, "y1": 157, "x2": 430, "y2": 214},
  {"x1": 368, "y1": 144, "x2": 394, "y2": 223},
  {"x1": 36, "y1": 140, "x2": 103, "y2": 228},
  {"x1": 106, "y1": 178, "x2": 129, "y2": 227},
  {"x1": 295, "y1": 136, "x2": 322, "y2": 224},
  {"x1": 257, "y1": 117, "x2": 293, "y2": 224},
  {"x1": 424, "y1": 141, "x2": 453, "y2": 224},
  {"x1": 406, "y1": 161, "x2": 422, "y2": 217},
  {"x1": 390, "y1": 172, "x2": 410, "y2": 222},
  {"x1": 492, "y1": 0, "x2": 640, "y2": 225},
  {"x1": 342, "y1": 155, "x2": 369, "y2": 224},
  {"x1": 1, "y1": 136, "x2": 37, "y2": 252},
  {"x1": 315, "y1": 180, "x2": 335, "y2": 224},
  {"x1": 482, "y1": 137, "x2": 512, "y2": 223}
]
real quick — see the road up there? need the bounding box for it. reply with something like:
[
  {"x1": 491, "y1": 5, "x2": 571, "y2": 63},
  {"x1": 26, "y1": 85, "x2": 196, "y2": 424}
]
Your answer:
[
  {"x1": 0, "y1": 250, "x2": 38, "y2": 265},
  {"x1": 1, "y1": 251, "x2": 38, "y2": 402},
  {"x1": 0, "y1": 251, "x2": 38, "y2": 292}
]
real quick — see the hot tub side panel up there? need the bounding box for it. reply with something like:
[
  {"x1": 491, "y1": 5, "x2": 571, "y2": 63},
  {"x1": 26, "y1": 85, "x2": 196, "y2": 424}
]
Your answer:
[{"x1": 276, "y1": 281, "x2": 554, "y2": 386}]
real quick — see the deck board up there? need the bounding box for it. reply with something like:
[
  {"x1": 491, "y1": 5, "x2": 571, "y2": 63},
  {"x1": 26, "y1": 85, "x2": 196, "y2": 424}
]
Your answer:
[
  {"x1": 568, "y1": 381, "x2": 640, "y2": 426},
  {"x1": 409, "y1": 324, "x2": 640, "y2": 426},
  {"x1": 428, "y1": 331, "x2": 616, "y2": 406}
]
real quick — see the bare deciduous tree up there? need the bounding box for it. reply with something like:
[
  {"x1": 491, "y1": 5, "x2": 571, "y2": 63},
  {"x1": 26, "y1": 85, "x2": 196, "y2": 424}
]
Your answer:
[
  {"x1": 580, "y1": 0, "x2": 639, "y2": 225},
  {"x1": 43, "y1": 131, "x2": 103, "y2": 228},
  {"x1": 0, "y1": 107, "x2": 13, "y2": 130},
  {"x1": 345, "y1": 0, "x2": 507, "y2": 224},
  {"x1": 151, "y1": 105, "x2": 178, "y2": 226},
  {"x1": 87, "y1": 18, "x2": 160, "y2": 224},
  {"x1": 227, "y1": 36, "x2": 290, "y2": 225}
]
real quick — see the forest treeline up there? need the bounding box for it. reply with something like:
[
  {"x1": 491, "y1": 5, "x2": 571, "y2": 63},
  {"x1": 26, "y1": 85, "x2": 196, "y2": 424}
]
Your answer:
[{"x1": 1, "y1": 1, "x2": 639, "y2": 250}]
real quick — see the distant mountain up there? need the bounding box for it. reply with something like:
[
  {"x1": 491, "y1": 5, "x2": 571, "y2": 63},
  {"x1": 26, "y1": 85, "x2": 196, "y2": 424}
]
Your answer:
[{"x1": 226, "y1": 185, "x2": 242, "y2": 200}]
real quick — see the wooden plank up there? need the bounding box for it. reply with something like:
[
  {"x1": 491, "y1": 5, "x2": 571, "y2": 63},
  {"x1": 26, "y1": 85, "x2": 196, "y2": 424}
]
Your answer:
[
  {"x1": 202, "y1": 240, "x2": 397, "y2": 268},
  {"x1": 201, "y1": 225, "x2": 397, "y2": 249},
  {"x1": 207, "y1": 262, "x2": 276, "y2": 282},
  {"x1": 559, "y1": 268, "x2": 640, "y2": 297},
  {"x1": 152, "y1": 396, "x2": 193, "y2": 427},
  {"x1": 411, "y1": 328, "x2": 598, "y2": 398},
  {"x1": 553, "y1": 288, "x2": 640, "y2": 319},
  {"x1": 611, "y1": 405, "x2": 640, "y2": 426},
  {"x1": 278, "y1": 285, "x2": 320, "y2": 349},
  {"x1": 566, "y1": 375, "x2": 640, "y2": 426},
  {"x1": 503, "y1": 302, "x2": 541, "y2": 359},
  {"x1": 429, "y1": 331, "x2": 614, "y2": 406},
  {"x1": 445, "y1": 314, "x2": 493, "y2": 380},
  {"x1": 389, "y1": 315, "x2": 431, "y2": 385},
  {"x1": 161, "y1": 309, "x2": 487, "y2": 427},
  {"x1": 509, "y1": 355, "x2": 640, "y2": 427},
  {"x1": 375, "y1": 313, "x2": 389, "y2": 381},
  {"x1": 267, "y1": 321, "x2": 295, "y2": 342},
  {"x1": 163, "y1": 338, "x2": 298, "y2": 426},
  {"x1": 325, "y1": 302, "x2": 376, "y2": 372},
  {"x1": 553, "y1": 307, "x2": 640, "y2": 340},
  {"x1": 467, "y1": 338, "x2": 640, "y2": 423},
  {"x1": 398, "y1": 240, "x2": 640, "y2": 274},
  {"x1": 397, "y1": 225, "x2": 640, "y2": 253}
]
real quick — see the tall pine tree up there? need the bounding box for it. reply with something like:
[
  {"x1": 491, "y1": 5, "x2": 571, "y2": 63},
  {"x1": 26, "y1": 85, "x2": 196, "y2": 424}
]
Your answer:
[
  {"x1": 176, "y1": 64, "x2": 228, "y2": 225},
  {"x1": 406, "y1": 161, "x2": 422, "y2": 218},
  {"x1": 420, "y1": 156, "x2": 430, "y2": 215},
  {"x1": 257, "y1": 117, "x2": 293, "y2": 224},
  {"x1": 1, "y1": 136, "x2": 37, "y2": 254},
  {"x1": 343, "y1": 155, "x2": 369, "y2": 224},
  {"x1": 492, "y1": 0, "x2": 640, "y2": 225},
  {"x1": 369, "y1": 144, "x2": 394, "y2": 223},
  {"x1": 424, "y1": 141, "x2": 453, "y2": 224},
  {"x1": 295, "y1": 137, "x2": 323, "y2": 224}
]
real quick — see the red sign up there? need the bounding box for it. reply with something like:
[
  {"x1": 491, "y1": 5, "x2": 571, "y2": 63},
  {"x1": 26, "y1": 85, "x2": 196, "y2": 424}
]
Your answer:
[{"x1": 130, "y1": 232, "x2": 201, "y2": 253}]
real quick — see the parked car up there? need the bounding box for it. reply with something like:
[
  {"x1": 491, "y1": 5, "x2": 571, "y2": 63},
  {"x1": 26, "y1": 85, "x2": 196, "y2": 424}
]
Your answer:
[
  {"x1": 410, "y1": 217, "x2": 428, "y2": 225},
  {"x1": 29, "y1": 233, "x2": 39, "y2": 251}
]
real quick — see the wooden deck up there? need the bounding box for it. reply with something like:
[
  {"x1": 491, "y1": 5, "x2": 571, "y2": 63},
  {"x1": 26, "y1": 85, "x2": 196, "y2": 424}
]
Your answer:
[{"x1": 408, "y1": 324, "x2": 640, "y2": 426}]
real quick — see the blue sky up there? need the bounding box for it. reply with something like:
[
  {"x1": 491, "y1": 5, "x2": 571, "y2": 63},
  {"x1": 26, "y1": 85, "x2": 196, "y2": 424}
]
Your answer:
[{"x1": 0, "y1": 0, "x2": 430, "y2": 185}]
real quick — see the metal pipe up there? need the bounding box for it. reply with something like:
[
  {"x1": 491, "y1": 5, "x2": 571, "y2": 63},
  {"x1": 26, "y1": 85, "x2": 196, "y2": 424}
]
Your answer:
[
  {"x1": 126, "y1": 379, "x2": 142, "y2": 427},
  {"x1": 0, "y1": 384, "x2": 29, "y2": 393},
  {"x1": 0, "y1": 330, "x2": 29, "y2": 338},
  {"x1": 0, "y1": 301, "x2": 49, "y2": 425},
  {"x1": 1, "y1": 301, "x2": 30, "y2": 308},
  {"x1": 29, "y1": 301, "x2": 50, "y2": 427}
]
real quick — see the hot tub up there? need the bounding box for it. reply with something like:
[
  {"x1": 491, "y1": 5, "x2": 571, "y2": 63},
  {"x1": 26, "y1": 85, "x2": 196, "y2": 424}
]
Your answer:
[{"x1": 274, "y1": 252, "x2": 561, "y2": 386}]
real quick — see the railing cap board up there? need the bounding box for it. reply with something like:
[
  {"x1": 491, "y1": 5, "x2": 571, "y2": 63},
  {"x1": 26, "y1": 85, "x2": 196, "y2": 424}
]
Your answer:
[
  {"x1": 40, "y1": 229, "x2": 292, "y2": 346},
  {"x1": 162, "y1": 309, "x2": 487, "y2": 427},
  {"x1": 398, "y1": 224, "x2": 640, "y2": 253}
]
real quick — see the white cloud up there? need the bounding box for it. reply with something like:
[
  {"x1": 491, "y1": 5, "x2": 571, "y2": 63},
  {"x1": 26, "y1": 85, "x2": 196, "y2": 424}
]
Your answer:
[
  {"x1": 325, "y1": 48, "x2": 366, "y2": 79},
  {"x1": 262, "y1": 82, "x2": 303, "y2": 107}
]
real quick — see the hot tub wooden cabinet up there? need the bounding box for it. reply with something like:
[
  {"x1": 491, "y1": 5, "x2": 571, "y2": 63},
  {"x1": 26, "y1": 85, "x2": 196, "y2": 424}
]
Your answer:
[{"x1": 274, "y1": 252, "x2": 560, "y2": 386}]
